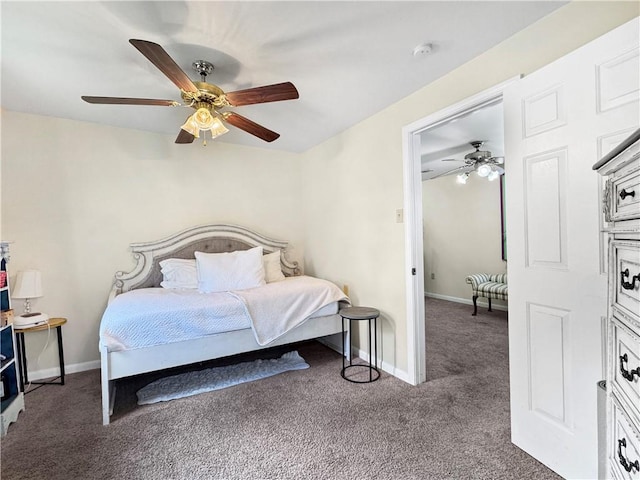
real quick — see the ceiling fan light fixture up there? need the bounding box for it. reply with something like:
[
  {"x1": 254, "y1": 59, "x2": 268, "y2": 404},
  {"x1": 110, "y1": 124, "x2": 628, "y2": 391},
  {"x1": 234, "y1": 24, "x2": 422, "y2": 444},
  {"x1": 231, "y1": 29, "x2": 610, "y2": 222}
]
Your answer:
[
  {"x1": 180, "y1": 107, "x2": 229, "y2": 141},
  {"x1": 180, "y1": 116, "x2": 200, "y2": 138},
  {"x1": 208, "y1": 116, "x2": 230, "y2": 138},
  {"x1": 476, "y1": 163, "x2": 492, "y2": 177},
  {"x1": 193, "y1": 107, "x2": 216, "y2": 129},
  {"x1": 209, "y1": 117, "x2": 229, "y2": 138},
  {"x1": 487, "y1": 169, "x2": 500, "y2": 181},
  {"x1": 456, "y1": 172, "x2": 470, "y2": 184}
]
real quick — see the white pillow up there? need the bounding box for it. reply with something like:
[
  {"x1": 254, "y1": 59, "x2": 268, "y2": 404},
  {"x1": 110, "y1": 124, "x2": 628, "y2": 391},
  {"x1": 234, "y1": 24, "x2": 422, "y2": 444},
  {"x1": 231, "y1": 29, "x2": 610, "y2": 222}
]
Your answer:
[
  {"x1": 195, "y1": 246, "x2": 265, "y2": 293},
  {"x1": 263, "y1": 250, "x2": 285, "y2": 283},
  {"x1": 159, "y1": 258, "x2": 198, "y2": 289}
]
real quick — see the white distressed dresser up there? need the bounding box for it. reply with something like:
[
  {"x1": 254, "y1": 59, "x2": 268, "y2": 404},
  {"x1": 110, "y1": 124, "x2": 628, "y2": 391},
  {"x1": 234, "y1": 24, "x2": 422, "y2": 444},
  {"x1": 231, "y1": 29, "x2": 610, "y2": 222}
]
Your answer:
[{"x1": 594, "y1": 128, "x2": 640, "y2": 480}]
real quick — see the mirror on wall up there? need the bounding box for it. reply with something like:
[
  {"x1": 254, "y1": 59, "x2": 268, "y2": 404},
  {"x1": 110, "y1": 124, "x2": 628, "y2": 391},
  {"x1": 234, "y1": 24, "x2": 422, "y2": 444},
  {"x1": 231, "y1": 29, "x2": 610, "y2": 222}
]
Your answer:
[{"x1": 420, "y1": 100, "x2": 506, "y2": 263}]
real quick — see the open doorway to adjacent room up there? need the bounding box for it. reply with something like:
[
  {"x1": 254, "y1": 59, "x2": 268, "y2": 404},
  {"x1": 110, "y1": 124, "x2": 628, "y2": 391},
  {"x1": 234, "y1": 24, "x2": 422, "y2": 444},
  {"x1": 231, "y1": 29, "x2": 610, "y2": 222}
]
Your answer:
[
  {"x1": 402, "y1": 77, "x2": 517, "y2": 386},
  {"x1": 419, "y1": 100, "x2": 508, "y2": 382}
]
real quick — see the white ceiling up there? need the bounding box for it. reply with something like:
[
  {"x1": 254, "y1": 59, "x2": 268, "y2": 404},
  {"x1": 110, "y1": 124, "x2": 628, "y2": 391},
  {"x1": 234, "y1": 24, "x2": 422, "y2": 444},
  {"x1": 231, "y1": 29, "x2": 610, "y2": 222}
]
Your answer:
[{"x1": 0, "y1": 1, "x2": 565, "y2": 153}]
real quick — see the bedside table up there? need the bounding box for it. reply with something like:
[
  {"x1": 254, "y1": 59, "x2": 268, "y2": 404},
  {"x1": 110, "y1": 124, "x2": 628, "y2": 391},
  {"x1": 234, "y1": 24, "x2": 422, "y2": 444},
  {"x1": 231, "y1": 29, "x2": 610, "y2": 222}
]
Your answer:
[
  {"x1": 14, "y1": 317, "x2": 67, "y2": 391},
  {"x1": 340, "y1": 306, "x2": 380, "y2": 383}
]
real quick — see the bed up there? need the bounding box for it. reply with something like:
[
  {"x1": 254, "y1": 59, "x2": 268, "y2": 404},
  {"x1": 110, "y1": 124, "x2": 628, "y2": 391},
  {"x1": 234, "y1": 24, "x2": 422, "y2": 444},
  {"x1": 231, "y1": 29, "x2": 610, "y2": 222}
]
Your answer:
[{"x1": 99, "y1": 224, "x2": 348, "y2": 425}]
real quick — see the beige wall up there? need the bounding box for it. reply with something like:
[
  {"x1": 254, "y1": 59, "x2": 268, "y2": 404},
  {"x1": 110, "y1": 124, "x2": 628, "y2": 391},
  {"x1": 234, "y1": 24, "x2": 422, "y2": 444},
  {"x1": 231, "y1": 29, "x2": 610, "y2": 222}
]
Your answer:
[
  {"x1": 423, "y1": 176, "x2": 507, "y2": 306},
  {"x1": 1, "y1": 2, "x2": 637, "y2": 378},
  {"x1": 1, "y1": 111, "x2": 302, "y2": 372},
  {"x1": 299, "y1": 3, "x2": 638, "y2": 378}
]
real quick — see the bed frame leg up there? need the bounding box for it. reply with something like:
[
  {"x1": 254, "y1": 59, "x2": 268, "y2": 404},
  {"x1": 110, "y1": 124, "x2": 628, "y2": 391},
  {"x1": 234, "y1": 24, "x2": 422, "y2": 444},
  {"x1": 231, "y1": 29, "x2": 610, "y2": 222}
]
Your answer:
[{"x1": 100, "y1": 344, "x2": 113, "y2": 425}]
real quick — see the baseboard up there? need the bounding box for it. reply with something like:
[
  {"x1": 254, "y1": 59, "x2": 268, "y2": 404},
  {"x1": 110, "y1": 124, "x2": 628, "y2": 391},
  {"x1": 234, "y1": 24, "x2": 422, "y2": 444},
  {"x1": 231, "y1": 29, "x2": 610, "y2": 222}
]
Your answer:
[
  {"x1": 425, "y1": 292, "x2": 508, "y2": 312},
  {"x1": 350, "y1": 344, "x2": 411, "y2": 384},
  {"x1": 27, "y1": 359, "x2": 100, "y2": 381},
  {"x1": 318, "y1": 333, "x2": 345, "y2": 356},
  {"x1": 318, "y1": 334, "x2": 411, "y2": 383}
]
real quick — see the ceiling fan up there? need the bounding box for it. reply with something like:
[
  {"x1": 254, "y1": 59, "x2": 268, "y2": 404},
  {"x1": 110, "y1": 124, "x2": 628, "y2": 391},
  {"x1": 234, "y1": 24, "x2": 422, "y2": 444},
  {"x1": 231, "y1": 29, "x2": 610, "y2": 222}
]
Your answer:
[
  {"x1": 430, "y1": 141, "x2": 504, "y2": 183},
  {"x1": 81, "y1": 39, "x2": 299, "y2": 144}
]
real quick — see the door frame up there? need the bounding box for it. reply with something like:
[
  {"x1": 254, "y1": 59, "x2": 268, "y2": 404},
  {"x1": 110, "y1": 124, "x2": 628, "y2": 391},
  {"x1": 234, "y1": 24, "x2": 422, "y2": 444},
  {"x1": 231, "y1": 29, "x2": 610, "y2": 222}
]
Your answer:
[{"x1": 401, "y1": 76, "x2": 521, "y2": 385}]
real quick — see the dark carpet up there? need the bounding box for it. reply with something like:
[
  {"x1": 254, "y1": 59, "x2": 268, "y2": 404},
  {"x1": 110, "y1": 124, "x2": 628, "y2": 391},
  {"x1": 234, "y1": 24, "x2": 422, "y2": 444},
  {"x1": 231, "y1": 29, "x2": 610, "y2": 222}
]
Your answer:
[{"x1": 0, "y1": 298, "x2": 561, "y2": 479}]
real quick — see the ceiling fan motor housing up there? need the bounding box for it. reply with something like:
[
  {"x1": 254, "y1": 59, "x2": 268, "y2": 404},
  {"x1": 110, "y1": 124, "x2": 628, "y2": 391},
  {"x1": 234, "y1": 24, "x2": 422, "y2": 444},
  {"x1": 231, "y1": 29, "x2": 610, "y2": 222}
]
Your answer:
[
  {"x1": 465, "y1": 140, "x2": 493, "y2": 162},
  {"x1": 181, "y1": 82, "x2": 228, "y2": 110}
]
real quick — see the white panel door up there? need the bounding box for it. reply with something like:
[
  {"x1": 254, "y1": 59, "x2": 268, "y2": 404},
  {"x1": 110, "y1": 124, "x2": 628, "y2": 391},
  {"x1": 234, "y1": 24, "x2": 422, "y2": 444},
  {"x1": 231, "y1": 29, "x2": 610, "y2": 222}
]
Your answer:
[{"x1": 504, "y1": 18, "x2": 639, "y2": 479}]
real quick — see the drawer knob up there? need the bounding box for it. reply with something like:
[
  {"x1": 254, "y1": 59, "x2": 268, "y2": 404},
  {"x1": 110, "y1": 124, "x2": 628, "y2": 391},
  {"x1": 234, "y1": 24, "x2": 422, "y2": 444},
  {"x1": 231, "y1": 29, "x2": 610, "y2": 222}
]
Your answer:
[
  {"x1": 621, "y1": 268, "x2": 640, "y2": 291},
  {"x1": 620, "y1": 353, "x2": 640, "y2": 382},
  {"x1": 618, "y1": 438, "x2": 640, "y2": 473},
  {"x1": 619, "y1": 188, "x2": 636, "y2": 200}
]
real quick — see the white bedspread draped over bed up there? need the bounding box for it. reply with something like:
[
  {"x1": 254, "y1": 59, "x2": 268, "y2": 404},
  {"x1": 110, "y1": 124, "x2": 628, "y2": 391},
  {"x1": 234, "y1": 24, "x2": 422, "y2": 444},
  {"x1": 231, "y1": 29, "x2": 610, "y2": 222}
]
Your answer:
[{"x1": 100, "y1": 276, "x2": 348, "y2": 352}]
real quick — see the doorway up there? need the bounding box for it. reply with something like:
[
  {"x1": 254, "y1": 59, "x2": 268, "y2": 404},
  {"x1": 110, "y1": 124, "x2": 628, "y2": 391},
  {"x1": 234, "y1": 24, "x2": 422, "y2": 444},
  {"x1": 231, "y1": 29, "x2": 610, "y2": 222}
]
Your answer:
[
  {"x1": 401, "y1": 77, "x2": 519, "y2": 385},
  {"x1": 420, "y1": 100, "x2": 508, "y2": 381}
]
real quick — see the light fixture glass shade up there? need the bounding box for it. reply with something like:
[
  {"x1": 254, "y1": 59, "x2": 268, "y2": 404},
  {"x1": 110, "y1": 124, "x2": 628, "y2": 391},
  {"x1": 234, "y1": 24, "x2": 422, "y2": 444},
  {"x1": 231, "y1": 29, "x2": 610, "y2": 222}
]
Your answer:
[
  {"x1": 180, "y1": 108, "x2": 229, "y2": 139},
  {"x1": 12, "y1": 270, "x2": 43, "y2": 299},
  {"x1": 207, "y1": 116, "x2": 229, "y2": 138},
  {"x1": 180, "y1": 116, "x2": 200, "y2": 138},
  {"x1": 476, "y1": 164, "x2": 492, "y2": 177},
  {"x1": 456, "y1": 172, "x2": 469, "y2": 184},
  {"x1": 193, "y1": 107, "x2": 216, "y2": 129},
  {"x1": 487, "y1": 170, "x2": 500, "y2": 181}
]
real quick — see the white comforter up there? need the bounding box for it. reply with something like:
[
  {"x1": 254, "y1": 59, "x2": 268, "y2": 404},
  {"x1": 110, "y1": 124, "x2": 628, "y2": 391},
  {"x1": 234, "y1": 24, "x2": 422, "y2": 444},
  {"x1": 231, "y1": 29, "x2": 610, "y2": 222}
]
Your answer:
[{"x1": 100, "y1": 276, "x2": 348, "y2": 352}]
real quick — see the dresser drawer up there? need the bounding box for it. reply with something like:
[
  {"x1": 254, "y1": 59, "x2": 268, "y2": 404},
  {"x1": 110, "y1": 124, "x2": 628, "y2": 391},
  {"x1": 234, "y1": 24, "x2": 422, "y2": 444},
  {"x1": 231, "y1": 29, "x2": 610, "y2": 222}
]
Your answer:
[
  {"x1": 613, "y1": 242, "x2": 640, "y2": 322},
  {"x1": 611, "y1": 398, "x2": 640, "y2": 480},
  {"x1": 609, "y1": 167, "x2": 640, "y2": 222},
  {"x1": 611, "y1": 316, "x2": 640, "y2": 423}
]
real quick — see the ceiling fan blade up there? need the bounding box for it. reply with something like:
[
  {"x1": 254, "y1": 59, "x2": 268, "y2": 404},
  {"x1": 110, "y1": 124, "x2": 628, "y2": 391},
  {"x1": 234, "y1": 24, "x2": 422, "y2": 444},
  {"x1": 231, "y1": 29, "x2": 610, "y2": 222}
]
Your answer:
[
  {"x1": 81, "y1": 96, "x2": 178, "y2": 106},
  {"x1": 429, "y1": 165, "x2": 471, "y2": 180},
  {"x1": 225, "y1": 82, "x2": 299, "y2": 107},
  {"x1": 223, "y1": 112, "x2": 280, "y2": 142},
  {"x1": 175, "y1": 128, "x2": 195, "y2": 144},
  {"x1": 129, "y1": 39, "x2": 198, "y2": 93}
]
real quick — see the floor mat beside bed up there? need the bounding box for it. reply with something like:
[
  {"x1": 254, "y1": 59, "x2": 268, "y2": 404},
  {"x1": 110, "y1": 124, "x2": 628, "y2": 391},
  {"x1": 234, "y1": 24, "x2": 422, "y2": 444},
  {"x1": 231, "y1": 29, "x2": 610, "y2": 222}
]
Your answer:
[{"x1": 136, "y1": 350, "x2": 309, "y2": 405}]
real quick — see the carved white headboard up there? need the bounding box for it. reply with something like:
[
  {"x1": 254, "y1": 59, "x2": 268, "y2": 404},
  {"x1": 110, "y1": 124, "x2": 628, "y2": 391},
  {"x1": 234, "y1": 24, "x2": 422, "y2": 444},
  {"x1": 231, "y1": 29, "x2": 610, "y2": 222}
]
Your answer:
[{"x1": 110, "y1": 224, "x2": 300, "y2": 299}]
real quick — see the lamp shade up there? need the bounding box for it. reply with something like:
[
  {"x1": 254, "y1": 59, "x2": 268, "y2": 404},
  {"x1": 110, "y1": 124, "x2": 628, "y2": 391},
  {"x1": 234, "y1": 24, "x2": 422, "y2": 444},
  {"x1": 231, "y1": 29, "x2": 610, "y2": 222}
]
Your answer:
[{"x1": 12, "y1": 270, "x2": 43, "y2": 299}]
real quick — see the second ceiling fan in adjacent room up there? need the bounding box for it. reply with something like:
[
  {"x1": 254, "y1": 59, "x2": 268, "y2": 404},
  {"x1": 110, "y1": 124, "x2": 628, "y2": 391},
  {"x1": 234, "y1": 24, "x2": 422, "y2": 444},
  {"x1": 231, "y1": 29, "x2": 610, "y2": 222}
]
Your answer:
[{"x1": 431, "y1": 141, "x2": 505, "y2": 183}]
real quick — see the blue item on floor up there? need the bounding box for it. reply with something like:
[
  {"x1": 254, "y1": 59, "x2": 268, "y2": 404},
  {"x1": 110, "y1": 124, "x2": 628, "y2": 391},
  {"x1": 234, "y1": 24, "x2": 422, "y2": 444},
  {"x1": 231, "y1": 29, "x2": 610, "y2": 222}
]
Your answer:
[{"x1": 136, "y1": 350, "x2": 309, "y2": 405}]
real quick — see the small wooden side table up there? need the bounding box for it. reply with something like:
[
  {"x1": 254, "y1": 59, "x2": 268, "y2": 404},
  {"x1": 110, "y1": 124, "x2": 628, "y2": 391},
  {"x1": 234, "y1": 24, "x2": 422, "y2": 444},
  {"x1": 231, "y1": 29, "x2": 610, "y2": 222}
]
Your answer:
[{"x1": 14, "y1": 317, "x2": 67, "y2": 392}]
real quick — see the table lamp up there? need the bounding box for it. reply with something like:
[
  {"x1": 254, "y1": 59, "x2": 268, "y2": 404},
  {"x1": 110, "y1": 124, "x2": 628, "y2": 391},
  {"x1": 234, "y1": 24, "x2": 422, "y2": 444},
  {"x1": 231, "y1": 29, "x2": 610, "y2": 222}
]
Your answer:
[{"x1": 12, "y1": 270, "x2": 49, "y2": 328}]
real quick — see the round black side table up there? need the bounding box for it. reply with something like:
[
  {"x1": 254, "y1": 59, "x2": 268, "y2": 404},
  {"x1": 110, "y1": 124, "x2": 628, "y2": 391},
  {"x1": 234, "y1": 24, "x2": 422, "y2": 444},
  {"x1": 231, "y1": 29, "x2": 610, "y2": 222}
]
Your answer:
[{"x1": 340, "y1": 306, "x2": 380, "y2": 383}]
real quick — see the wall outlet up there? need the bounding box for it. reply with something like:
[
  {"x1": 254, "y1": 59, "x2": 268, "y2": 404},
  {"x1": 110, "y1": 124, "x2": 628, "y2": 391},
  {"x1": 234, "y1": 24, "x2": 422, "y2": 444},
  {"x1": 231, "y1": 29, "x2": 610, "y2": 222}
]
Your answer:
[
  {"x1": 343, "y1": 284, "x2": 349, "y2": 296},
  {"x1": 430, "y1": 273, "x2": 435, "y2": 280},
  {"x1": 396, "y1": 209, "x2": 404, "y2": 223}
]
